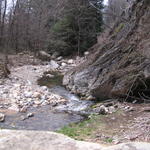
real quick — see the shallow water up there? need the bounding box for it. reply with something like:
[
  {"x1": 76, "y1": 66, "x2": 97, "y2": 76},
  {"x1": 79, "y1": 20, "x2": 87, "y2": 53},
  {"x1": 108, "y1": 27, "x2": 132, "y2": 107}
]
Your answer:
[
  {"x1": 50, "y1": 86, "x2": 94, "y2": 113},
  {"x1": 0, "y1": 106, "x2": 83, "y2": 131},
  {"x1": 0, "y1": 72, "x2": 93, "y2": 131}
]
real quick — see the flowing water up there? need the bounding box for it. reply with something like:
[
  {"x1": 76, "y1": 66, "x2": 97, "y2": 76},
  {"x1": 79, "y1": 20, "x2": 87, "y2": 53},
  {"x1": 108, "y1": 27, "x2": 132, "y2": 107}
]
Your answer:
[
  {"x1": 0, "y1": 106, "x2": 83, "y2": 131},
  {"x1": 0, "y1": 72, "x2": 94, "y2": 131},
  {"x1": 50, "y1": 86, "x2": 94, "y2": 113}
]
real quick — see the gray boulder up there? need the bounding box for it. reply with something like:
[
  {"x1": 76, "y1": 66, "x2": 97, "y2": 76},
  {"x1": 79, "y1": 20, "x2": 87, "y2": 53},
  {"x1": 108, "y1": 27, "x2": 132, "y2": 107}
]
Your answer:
[
  {"x1": 37, "y1": 51, "x2": 51, "y2": 61},
  {"x1": 0, "y1": 130, "x2": 150, "y2": 150}
]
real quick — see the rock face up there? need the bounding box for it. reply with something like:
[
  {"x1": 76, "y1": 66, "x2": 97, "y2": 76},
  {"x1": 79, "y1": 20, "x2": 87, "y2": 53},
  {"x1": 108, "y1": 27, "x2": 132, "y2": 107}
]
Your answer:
[
  {"x1": 63, "y1": 0, "x2": 150, "y2": 100},
  {"x1": 0, "y1": 130, "x2": 150, "y2": 150}
]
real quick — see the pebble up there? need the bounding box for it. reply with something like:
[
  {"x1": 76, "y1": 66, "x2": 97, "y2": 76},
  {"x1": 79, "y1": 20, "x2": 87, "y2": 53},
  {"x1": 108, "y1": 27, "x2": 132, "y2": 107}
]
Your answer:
[
  {"x1": 94, "y1": 105, "x2": 109, "y2": 115},
  {"x1": 0, "y1": 113, "x2": 5, "y2": 122},
  {"x1": 61, "y1": 62, "x2": 67, "y2": 67},
  {"x1": 68, "y1": 59, "x2": 74, "y2": 64},
  {"x1": 24, "y1": 91, "x2": 32, "y2": 98},
  {"x1": 56, "y1": 56, "x2": 63, "y2": 61},
  {"x1": 27, "y1": 113, "x2": 34, "y2": 118},
  {"x1": 84, "y1": 51, "x2": 89, "y2": 56},
  {"x1": 8, "y1": 104, "x2": 20, "y2": 112},
  {"x1": 20, "y1": 106, "x2": 28, "y2": 113}
]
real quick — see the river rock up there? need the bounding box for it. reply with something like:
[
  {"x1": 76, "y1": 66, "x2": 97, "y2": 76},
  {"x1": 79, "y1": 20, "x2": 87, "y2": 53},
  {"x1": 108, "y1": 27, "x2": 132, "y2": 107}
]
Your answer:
[
  {"x1": 94, "y1": 105, "x2": 109, "y2": 115},
  {"x1": 50, "y1": 60, "x2": 59, "y2": 69},
  {"x1": 37, "y1": 51, "x2": 51, "y2": 61},
  {"x1": 0, "y1": 113, "x2": 5, "y2": 122},
  {"x1": 61, "y1": 62, "x2": 67, "y2": 67},
  {"x1": 84, "y1": 51, "x2": 89, "y2": 56},
  {"x1": 56, "y1": 56, "x2": 63, "y2": 61},
  {"x1": 8, "y1": 104, "x2": 20, "y2": 112},
  {"x1": 33, "y1": 92, "x2": 41, "y2": 99},
  {"x1": 20, "y1": 106, "x2": 28, "y2": 113},
  {"x1": 24, "y1": 91, "x2": 32, "y2": 98},
  {"x1": 46, "y1": 74, "x2": 54, "y2": 78},
  {"x1": 27, "y1": 113, "x2": 34, "y2": 118},
  {"x1": 68, "y1": 59, "x2": 74, "y2": 64}
]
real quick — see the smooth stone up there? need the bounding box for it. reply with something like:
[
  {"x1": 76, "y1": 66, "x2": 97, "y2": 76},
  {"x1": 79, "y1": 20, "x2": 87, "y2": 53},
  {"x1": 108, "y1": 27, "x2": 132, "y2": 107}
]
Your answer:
[
  {"x1": 50, "y1": 60, "x2": 59, "y2": 69},
  {"x1": 27, "y1": 113, "x2": 34, "y2": 118},
  {"x1": 0, "y1": 130, "x2": 150, "y2": 150},
  {"x1": 56, "y1": 56, "x2": 63, "y2": 61},
  {"x1": 8, "y1": 104, "x2": 20, "y2": 112},
  {"x1": 61, "y1": 62, "x2": 67, "y2": 67},
  {"x1": 84, "y1": 51, "x2": 89, "y2": 56},
  {"x1": 68, "y1": 59, "x2": 74, "y2": 64},
  {"x1": 0, "y1": 113, "x2": 5, "y2": 122}
]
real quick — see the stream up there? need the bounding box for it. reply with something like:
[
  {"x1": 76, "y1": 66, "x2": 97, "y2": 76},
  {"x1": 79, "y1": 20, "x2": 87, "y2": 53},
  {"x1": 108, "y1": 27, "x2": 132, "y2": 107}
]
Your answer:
[{"x1": 0, "y1": 72, "x2": 94, "y2": 131}]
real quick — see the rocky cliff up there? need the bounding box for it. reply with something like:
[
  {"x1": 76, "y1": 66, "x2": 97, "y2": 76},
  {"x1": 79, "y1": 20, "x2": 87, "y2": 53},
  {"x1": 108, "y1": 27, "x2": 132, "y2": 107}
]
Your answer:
[{"x1": 63, "y1": 0, "x2": 150, "y2": 100}]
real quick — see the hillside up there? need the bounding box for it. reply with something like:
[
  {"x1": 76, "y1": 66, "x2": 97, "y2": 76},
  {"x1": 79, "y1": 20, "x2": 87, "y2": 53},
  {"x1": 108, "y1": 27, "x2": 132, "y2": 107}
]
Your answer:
[{"x1": 63, "y1": 0, "x2": 150, "y2": 101}]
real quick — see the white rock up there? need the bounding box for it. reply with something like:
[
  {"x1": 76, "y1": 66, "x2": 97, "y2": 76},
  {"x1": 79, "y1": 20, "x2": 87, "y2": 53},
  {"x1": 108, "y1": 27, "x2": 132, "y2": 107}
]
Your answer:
[
  {"x1": 0, "y1": 113, "x2": 5, "y2": 122},
  {"x1": 46, "y1": 74, "x2": 54, "y2": 78},
  {"x1": 13, "y1": 84, "x2": 21, "y2": 88},
  {"x1": 8, "y1": 104, "x2": 20, "y2": 112},
  {"x1": 41, "y1": 86, "x2": 48, "y2": 91},
  {"x1": 108, "y1": 106, "x2": 116, "y2": 114},
  {"x1": 33, "y1": 92, "x2": 41, "y2": 99},
  {"x1": 34, "y1": 101, "x2": 41, "y2": 105},
  {"x1": 68, "y1": 59, "x2": 74, "y2": 64},
  {"x1": 12, "y1": 92, "x2": 19, "y2": 98},
  {"x1": 24, "y1": 91, "x2": 32, "y2": 98},
  {"x1": 27, "y1": 113, "x2": 34, "y2": 118},
  {"x1": 56, "y1": 56, "x2": 63, "y2": 61},
  {"x1": 84, "y1": 51, "x2": 89, "y2": 56},
  {"x1": 20, "y1": 106, "x2": 28, "y2": 113},
  {"x1": 50, "y1": 60, "x2": 59, "y2": 69},
  {"x1": 61, "y1": 62, "x2": 67, "y2": 67}
]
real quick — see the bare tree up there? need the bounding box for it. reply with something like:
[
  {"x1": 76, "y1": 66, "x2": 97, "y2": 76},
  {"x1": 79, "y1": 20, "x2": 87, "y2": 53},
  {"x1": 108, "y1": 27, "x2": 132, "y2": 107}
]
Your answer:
[{"x1": 0, "y1": 0, "x2": 7, "y2": 50}]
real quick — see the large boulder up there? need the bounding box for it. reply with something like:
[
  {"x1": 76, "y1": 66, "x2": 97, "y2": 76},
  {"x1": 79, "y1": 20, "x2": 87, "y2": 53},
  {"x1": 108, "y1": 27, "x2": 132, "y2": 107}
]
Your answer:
[
  {"x1": 63, "y1": 0, "x2": 150, "y2": 100},
  {"x1": 0, "y1": 130, "x2": 150, "y2": 150},
  {"x1": 37, "y1": 51, "x2": 51, "y2": 61},
  {"x1": 0, "y1": 130, "x2": 103, "y2": 150}
]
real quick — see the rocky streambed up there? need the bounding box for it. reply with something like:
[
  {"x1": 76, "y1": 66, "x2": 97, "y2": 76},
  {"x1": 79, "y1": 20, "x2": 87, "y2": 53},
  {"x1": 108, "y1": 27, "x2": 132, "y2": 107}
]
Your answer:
[{"x1": 0, "y1": 56, "x2": 95, "y2": 131}]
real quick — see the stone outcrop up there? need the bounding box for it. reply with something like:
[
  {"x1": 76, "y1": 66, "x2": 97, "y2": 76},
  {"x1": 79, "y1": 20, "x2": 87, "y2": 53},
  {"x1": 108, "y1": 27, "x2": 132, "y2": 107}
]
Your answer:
[
  {"x1": 0, "y1": 130, "x2": 150, "y2": 150},
  {"x1": 63, "y1": 0, "x2": 150, "y2": 100}
]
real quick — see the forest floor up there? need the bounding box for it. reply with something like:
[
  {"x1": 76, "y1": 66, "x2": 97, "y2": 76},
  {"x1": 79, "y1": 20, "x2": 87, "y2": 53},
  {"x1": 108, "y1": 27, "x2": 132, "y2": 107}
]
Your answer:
[{"x1": 0, "y1": 53, "x2": 150, "y2": 145}]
